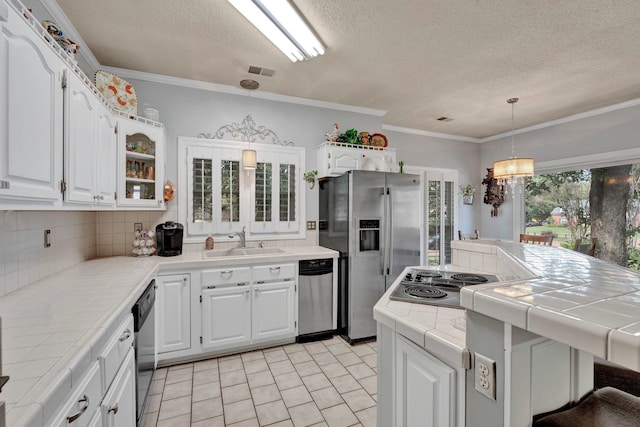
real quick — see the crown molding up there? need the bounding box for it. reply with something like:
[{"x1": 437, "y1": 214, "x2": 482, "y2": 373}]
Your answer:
[
  {"x1": 101, "y1": 66, "x2": 387, "y2": 118},
  {"x1": 40, "y1": 0, "x2": 101, "y2": 71},
  {"x1": 480, "y1": 98, "x2": 640, "y2": 143},
  {"x1": 381, "y1": 124, "x2": 481, "y2": 143}
]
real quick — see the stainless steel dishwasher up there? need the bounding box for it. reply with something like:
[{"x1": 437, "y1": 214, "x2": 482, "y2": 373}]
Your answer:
[{"x1": 296, "y1": 259, "x2": 335, "y2": 343}]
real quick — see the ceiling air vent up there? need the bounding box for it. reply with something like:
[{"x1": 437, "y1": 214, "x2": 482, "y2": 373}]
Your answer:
[
  {"x1": 248, "y1": 65, "x2": 276, "y2": 77},
  {"x1": 437, "y1": 116, "x2": 453, "y2": 122}
]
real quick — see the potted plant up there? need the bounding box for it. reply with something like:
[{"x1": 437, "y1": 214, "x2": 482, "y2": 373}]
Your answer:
[
  {"x1": 304, "y1": 170, "x2": 318, "y2": 189},
  {"x1": 460, "y1": 184, "x2": 476, "y2": 205}
]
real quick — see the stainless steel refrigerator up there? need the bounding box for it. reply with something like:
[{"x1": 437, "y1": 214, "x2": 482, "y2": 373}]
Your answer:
[{"x1": 319, "y1": 170, "x2": 421, "y2": 343}]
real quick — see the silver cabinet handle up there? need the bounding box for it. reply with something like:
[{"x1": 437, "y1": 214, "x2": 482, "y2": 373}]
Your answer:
[
  {"x1": 236, "y1": 282, "x2": 247, "y2": 286},
  {"x1": 119, "y1": 329, "x2": 131, "y2": 342},
  {"x1": 206, "y1": 285, "x2": 216, "y2": 289},
  {"x1": 255, "y1": 288, "x2": 260, "y2": 293},
  {"x1": 269, "y1": 266, "x2": 281, "y2": 271},
  {"x1": 221, "y1": 270, "x2": 233, "y2": 275},
  {"x1": 66, "y1": 395, "x2": 89, "y2": 423},
  {"x1": 108, "y1": 403, "x2": 119, "y2": 415},
  {"x1": 245, "y1": 289, "x2": 250, "y2": 295}
]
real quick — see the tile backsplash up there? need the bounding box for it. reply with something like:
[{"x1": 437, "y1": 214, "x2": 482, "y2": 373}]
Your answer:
[
  {"x1": 0, "y1": 211, "x2": 96, "y2": 296},
  {"x1": 0, "y1": 206, "x2": 316, "y2": 296}
]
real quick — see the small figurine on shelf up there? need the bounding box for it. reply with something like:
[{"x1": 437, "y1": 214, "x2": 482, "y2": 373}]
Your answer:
[
  {"x1": 325, "y1": 123, "x2": 340, "y2": 142},
  {"x1": 206, "y1": 235, "x2": 214, "y2": 250}
]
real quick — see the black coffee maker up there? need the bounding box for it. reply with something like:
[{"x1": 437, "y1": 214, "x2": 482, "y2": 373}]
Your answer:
[{"x1": 156, "y1": 221, "x2": 184, "y2": 256}]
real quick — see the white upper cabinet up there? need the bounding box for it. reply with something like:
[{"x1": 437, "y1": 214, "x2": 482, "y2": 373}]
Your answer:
[
  {"x1": 179, "y1": 137, "x2": 305, "y2": 242},
  {"x1": 0, "y1": 4, "x2": 64, "y2": 204},
  {"x1": 116, "y1": 117, "x2": 165, "y2": 209},
  {"x1": 63, "y1": 70, "x2": 116, "y2": 206},
  {"x1": 317, "y1": 142, "x2": 397, "y2": 178}
]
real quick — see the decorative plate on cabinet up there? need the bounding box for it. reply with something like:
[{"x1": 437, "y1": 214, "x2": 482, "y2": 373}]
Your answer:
[
  {"x1": 370, "y1": 133, "x2": 388, "y2": 147},
  {"x1": 95, "y1": 70, "x2": 138, "y2": 115}
]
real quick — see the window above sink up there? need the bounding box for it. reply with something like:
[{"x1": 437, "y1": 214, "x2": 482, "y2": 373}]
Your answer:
[{"x1": 177, "y1": 137, "x2": 306, "y2": 244}]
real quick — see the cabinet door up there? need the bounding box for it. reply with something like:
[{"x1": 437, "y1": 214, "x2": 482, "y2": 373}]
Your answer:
[
  {"x1": 201, "y1": 285, "x2": 251, "y2": 350},
  {"x1": 157, "y1": 274, "x2": 191, "y2": 354},
  {"x1": 64, "y1": 70, "x2": 98, "y2": 204},
  {"x1": 95, "y1": 103, "x2": 116, "y2": 205},
  {"x1": 116, "y1": 118, "x2": 165, "y2": 208},
  {"x1": 102, "y1": 348, "x2": 136, "y2": 427},
  {"x1": 0, "y1": 6, "x2": 63, "y2": 203},
  {"x1": 331, "y1": 147, "x2": 361, "y2": 175},
  {"x1": 396, "y1": 335, "x2": 456, "y2": 427},
  {"x1": 252, "y1": 281, "x2": 296, "y2": 342}
]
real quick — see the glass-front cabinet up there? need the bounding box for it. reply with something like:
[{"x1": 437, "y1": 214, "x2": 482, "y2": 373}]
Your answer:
[
  {"x1": 116, "y1": 117, "x2": 165, "y2": 208},
  {"x1": 179, "y1": 137, "x2": 305, "y2": 242}
]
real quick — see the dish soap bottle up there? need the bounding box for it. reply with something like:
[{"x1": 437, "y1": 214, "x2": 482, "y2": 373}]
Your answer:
[{"x1": 205, "y1": 235, "x2": 214, "y2": 250}]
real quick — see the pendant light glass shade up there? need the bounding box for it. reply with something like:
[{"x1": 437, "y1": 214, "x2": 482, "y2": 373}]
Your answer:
[
  {"x1": 493, "y1": 157, "x2": 534, "y2": 179},
  {"x1": 242, "y1": 149, "x2": 257, "y2": 170},
  {"x1": 492, "y1": 98, "x2": 534, "y2": 193}
]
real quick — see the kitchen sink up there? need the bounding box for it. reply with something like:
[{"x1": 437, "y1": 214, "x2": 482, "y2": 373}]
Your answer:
[{"x1": 203, "y1": 247, "x2": 286, "y2": 258}]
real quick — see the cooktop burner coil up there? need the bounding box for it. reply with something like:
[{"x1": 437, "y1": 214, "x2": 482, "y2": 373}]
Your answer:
[
  {"x1": 450, "y1": 273, "x2": 489, "y2": 283},
  {"x1": 404, "y1": 286, "x2": 447, "y2": 299}
]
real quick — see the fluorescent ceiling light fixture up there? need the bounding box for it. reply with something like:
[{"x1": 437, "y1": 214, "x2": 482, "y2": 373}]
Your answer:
[{"x1": 229, "y1": 0, "x2": 324, "y2": 62}]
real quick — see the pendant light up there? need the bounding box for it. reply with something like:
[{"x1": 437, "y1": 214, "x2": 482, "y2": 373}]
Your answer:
[
  {"x1": 241, "y1": 79, "x2": 258, "y2": 170},
  {"x1": 492, "y1": 98, "x2": 534, "y2": 193},
  {"x1": 242, "y1": 148, "x2": 257, "y2": 170}
]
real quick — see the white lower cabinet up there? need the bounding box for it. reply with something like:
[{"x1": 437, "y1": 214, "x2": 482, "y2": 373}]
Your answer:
[
  {"x1": 87, "y1": 409, "x2": 102, "y2": 427},
  {"x1": 157, "y1": 274, "x2": 191, "y2": 354},
  {"x1": 395, "y1": 335, "x2": 456, "y2": 427},
  {"x1": 202, "y1": 284, "x2": 252, "y2": 350},
  {"x1": 52, "y1": 362, "x2": 102, "y2": 427},
  {"x1": 101, "y1": 348, "x2": 136, "y2": 427},
  {"x1": 199, "y1": 263, "x2": 297, "y2": 354},
  {"x1": 252, "y1": 281, "x2": 296, "y2": 342}
]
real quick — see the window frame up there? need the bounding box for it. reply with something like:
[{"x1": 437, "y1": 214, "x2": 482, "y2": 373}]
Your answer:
[{"x1": 178, "y1": 137, "x2": 305, "y2": 244}]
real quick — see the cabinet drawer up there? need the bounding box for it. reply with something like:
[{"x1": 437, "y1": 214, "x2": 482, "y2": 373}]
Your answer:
[
  {"x1": 202, "y1": 267, "x2": 251, "y2": 287},
  {"x1": 99, "y1": 315, "x2": 134, "y2": 394},
  {"x1": 52, "y1": 362, "x2": 101, "y2": 427},
  {"x1": 253, "y1": 263, "x2": 296, "y2": 283}
]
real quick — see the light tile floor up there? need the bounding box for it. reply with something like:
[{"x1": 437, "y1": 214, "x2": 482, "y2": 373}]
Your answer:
[{"x1": 144, "y1": 336, "x2": 378, "y2": 427}]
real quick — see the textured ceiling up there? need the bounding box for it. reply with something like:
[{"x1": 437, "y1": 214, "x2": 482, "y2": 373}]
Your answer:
[{"x1": 56, "y1": 0, "x2": 640, "y2": 138}]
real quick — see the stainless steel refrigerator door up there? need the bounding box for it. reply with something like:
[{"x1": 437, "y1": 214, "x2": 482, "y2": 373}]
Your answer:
[
  {"x1": 348, "y1": 171, "x2": 386, "y2": 341},
  {"x1": 385, "y1": 173, "x2": 421, "y2": 286}
]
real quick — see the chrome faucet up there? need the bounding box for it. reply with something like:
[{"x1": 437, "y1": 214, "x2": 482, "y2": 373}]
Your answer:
[{"x1": 229, "y1": 226, "x2": 246, "y2": 248}]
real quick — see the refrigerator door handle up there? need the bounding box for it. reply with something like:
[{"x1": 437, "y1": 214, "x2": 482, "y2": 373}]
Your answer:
[{"x1": 385, "y1": 187, "x2": 392, "y2": 276}]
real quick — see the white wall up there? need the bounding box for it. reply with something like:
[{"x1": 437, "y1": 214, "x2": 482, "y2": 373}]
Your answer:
[{"x1": 385, "y1": 130, "x2": 482, "y2": 234}]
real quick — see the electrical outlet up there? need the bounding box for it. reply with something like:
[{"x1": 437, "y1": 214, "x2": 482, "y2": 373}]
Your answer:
[
  {"x1": 474, "y1": 352, "x2": 496, "y2": 400},
  {"x1": 306, "y1": 221, "x2": 316, "y2": 230},
  {"x1": 44, "y1": 229, "x2": 51, "y2": 248}
]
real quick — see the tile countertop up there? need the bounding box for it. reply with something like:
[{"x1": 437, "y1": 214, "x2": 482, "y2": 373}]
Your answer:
[
  {"x1": 0, "y1": 245, "x2": 338, "y2": 427},
  {"x1": 373, "y1": 264, "x2": 493, "y2": 370},
  {"x1": 455, "y1": 239, "x2": 640, "y2": 372}
]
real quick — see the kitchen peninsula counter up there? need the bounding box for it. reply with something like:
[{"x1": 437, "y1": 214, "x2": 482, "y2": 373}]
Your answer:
[
  {"x1": 0, "y1": 245, "x2": 337, "y2": 427},
  {"x1": 455, "y1": 239, "x2": 640, "y2": 372}
]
